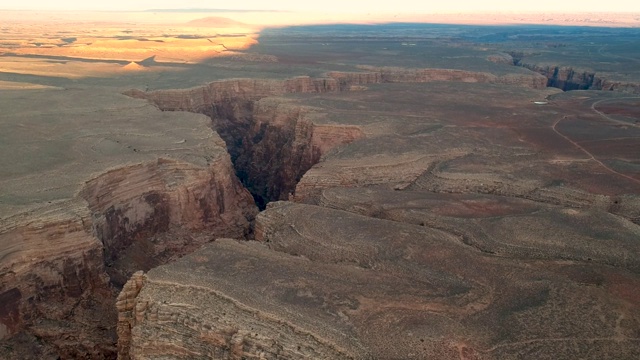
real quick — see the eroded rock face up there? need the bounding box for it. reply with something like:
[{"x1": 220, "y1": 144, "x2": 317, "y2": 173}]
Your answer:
[
  {"x1": 118, "y1": 204, "x2": 640, "y2": 359},
  {"x1": 0, "y1": 89, "x2": 257, "y2": 358},
  {"x1": 117, "y1": 78, "x2": 640, "y2": 359},
  {"x1": 362, "y1": 66, "x2": 548, "y2": 89},
  {"x1": 519, "y1": 63, "x2": 596, "y2": 90},
  {"x1": 515, "y1": 62, "x2": 640, "y2": 93},
  {"x1": 214, "y1": 99, "x2": 365, "y2": 208},
  {"x1": 115, "y1": 271, "x2": 146, "y2": 359},
  {"x1": 116, "y1": 260, "x2": 359, "y2": 360},
  {"x1": 80, "y1": 157, "x2": 256, "y2": 287},
  {"x1": 127, "y1": 68, "x2": 545, "y2": 208},
  {"x1": 126, "y1": 69, "x2": 545, "y2": 113},
  {"x1": 0, "y1": 203, "x2": 116, "y2": 358}
]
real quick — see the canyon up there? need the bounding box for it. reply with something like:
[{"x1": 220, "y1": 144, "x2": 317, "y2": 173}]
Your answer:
[
  {"x1": 115, "y1": 79, "x2": 640, "y2": 359},
  {"x1": 125, "y1": 67, "x2": 547, "y2": 208},
  {"x1": 1, "y1": 18, "x2": 640, "y2": 359},
  {"x1": 0, "y1": 89, "x2": 257, "y2": 358}
]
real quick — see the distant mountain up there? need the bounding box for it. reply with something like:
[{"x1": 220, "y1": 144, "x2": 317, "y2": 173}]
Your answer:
[
  {"x1": 185, "y1": 16, "x2": 247, "y2": 27},
  {"x1": 144, "y1": 8, "x2": 282, "y2": 13}
]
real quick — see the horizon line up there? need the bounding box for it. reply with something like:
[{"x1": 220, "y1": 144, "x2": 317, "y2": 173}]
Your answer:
[{"x1": 1, "y1": 8, "x2": 640, "y2": 14}]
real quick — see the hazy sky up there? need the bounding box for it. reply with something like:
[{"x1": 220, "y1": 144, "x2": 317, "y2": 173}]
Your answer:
[{"x1": 3, "y1": 0, "x2": 640, "y2": 13}]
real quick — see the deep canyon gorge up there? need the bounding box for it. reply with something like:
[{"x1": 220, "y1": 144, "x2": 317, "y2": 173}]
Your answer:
[{"x1": 1, "y1": 20, "x2": 640, "y2": 359}]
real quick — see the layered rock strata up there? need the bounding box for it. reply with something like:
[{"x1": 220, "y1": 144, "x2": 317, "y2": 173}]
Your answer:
[
  {"x1": 119, "y1": 203, "x2": 640, "y2": 359},
  {"x1": 117, "y1": 80, "x2": 640, "y2": 359},
  {"x1": 0, "y1": 89, "x2": 257, "y2": 358},
  {"x1": 518, "y1": 62, "x2": 640, "y2": 93},
  {"x1": 126, "y1": 68, "x2": 546, "y2": 207},
  {"x1": 80, "y1": 156, "x2": 256, "y2": 287},
  {"x1": 487, "y1": 51, "x2": 640, "y2": 94},
  {"x1": 0, "y1": 202, "x2": 116, "y2": 358},
  {"x1": 492, "y1": 53, "x2": 640, "y2": 93},
  {"x1": 126, "y1": 68, "x2": 547, "y2": 114}
]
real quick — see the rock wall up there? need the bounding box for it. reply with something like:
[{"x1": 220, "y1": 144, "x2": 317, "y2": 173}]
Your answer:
[
  {"x1": 115, "y1": 263, "x2": 356, "y2": 360},
  {"x1": 1, "y1": 145, "x2": 257, "y2": 358},
  {"x1": 126, "y1": 69, "x2": 546, "y2": 112},
  {"x1": 205, "y1": 99, "x2": 364, "y2": 208},
  {"x1": 117, "y1": 203, "x2": 640, "y2": 359},
  {"x1": 115, "y1": 271, "x2": 146, "y2": 359},
  {"x1": 363, "y1": 66, "x2": 548, "y2": 89},
  {"x1": 518, "y1": 63, "x2": 596, "y2": 91},
  {"x1": 127, "y1": 68, "x2": 544, "y2": 208},
  {"x1": 0, "y1": 202, "x2": 116, "y2": 358},
  {"x1": 515, "y1": 62, "x2": 640, "y2": 93},
  {"x1": 112, "y1": 239, "x2": 363, "y2": 360},
  {"x1": 490, "y1": 52, "x2": 640, "y2": 93},
  {"x1": 124, "y1": 76, "x2": 342, "y2": 113},
  {"x1": 80, "y1": 157, "x2": 257, "y2": 287}
]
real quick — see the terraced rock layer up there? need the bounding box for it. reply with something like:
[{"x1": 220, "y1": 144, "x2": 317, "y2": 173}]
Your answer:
[
  {"x1": 504, "y1": 53, "x2": 640, "y2": 93},
  {"x1": 117, "y1": 80, "x2": 640, "y2": 359},
  {"x1": 127, "y1": 68, "x2": 546, "y2": 207},
  {"x1": 118, "y1": 202, "x2": 640, "y2": 359},
  {"x1": 0, "y1": 90, "x2": 257, "y2": 359},
  {"x1": 518, "y1": 62, "x2": 640, "y2": 93}
]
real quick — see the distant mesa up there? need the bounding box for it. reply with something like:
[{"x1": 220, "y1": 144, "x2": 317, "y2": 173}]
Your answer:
[
  {"x1": 138, "y1": 55, "x2": 157, "y2": 67},
  {"x1": 146, "y1": 8, "x2": 275, "y2": 13},
  {"x1": 61, "y1": 37, "x2": 77, "y2": 44},
  {"x1": 122, "y1": 61, "x2": 145, "y2": 71},
  {"x1": 186, "y1": 16, "x2": 246, "y2": 27}
]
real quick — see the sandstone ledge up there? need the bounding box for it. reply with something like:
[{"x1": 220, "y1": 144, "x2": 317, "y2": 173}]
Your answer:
[
  {"x1": 117, "y1": 80, "x2": 640, "y2": 360},
  {"x1": 119, "y1": 203, "x2": 640, "y2": 359},
  {"x1": 0, "y1": 88, "x2": 257, "y2": 357}
]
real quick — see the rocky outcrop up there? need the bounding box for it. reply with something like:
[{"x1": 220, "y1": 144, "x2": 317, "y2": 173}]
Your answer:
[
  {"x1": 517, "y1": 63, "x2": 596, "y2": 90},
  {"x1": 126, "y1": 76, "x2": 373, "y2": 208},
  {"x1": 126, "y1": 67, "x2": 544, "y2": 208},
  {"x1": 116, "y1": 241, "x2": 366, "y2": 360},
  {"x1": 492, "y1": 50, "x2": 640, "y2": 93},
  {"x1": 362, "y1": 66, "x2": 548, "y2": 89},
  {"x1": 118, "y1": 204, "x2": 640, "y2": 359},
  {"x1": 294, "y1": 152, "x2": 438, "y2": 203},
  {"x1": 225, "y1": 100, "x2": 364, "y2": 208},
  {"x1": 0, "y1": 89, "x2": 258, "y2": 358},
  {"x1": 0, "y1": 155, "x2": 256, "y2": 358},
  {"x1": 80, "y1": 156, "x2": 257, "y2": 287},
  {"x1": 115, "y1": 271, "x2": 146, "y2": 360},
  {"x1": 594, "y1": 78, "x2": 640, "y2": 93},
  {"x1": 2, "y1": 156, "x2": 256, "y2": 356},
  {"x1": 513, "y1": 62, "x2": 640, "y2": 93},
  {"x1": 0, "y1": 202, "x2": 116, "y2": 358},
  {"x1": 124, "y1": 76, "x2": 341, "y2": 113},
  {"x1": 125, "y1": 69, "x2": 545, "y2": 113},
  {"x1": 487, "y1": 52, "x2": 515, "y2": 65}
]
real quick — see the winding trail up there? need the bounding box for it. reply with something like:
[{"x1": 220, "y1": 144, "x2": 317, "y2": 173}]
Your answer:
[
  {"x1": 597, "y1": 44, "x2": 640, "y2": 64},
  {"x1": 591, "y1": 97, "x2": 640, "y2": 128},
  {"x1": 551, "y1": 96, "x2": 640, "y2": 184}
]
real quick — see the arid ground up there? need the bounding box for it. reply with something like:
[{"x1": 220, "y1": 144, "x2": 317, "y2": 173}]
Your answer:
[{"x1": 1, "y1": 10, "x2": 640, "y2": 359}]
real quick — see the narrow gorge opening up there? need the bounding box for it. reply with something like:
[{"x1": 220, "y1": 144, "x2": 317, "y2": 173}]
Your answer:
[
  {"x1": 507, "y1": 51, "x2": 603, "y2": 92},
  {"x1": 201, "y1": 99, "x2": 321, "y2": 210},
  {"x1": 123, "y1": 75, "x2": 366, "y2": 213}
]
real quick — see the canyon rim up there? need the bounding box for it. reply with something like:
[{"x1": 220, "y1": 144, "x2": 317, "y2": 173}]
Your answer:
[{"x1": 1, "y1": 8, "x2": 640, "y2": 360}]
